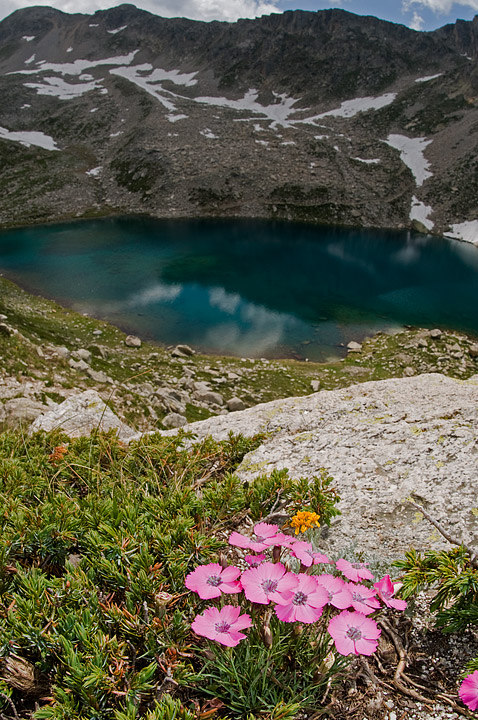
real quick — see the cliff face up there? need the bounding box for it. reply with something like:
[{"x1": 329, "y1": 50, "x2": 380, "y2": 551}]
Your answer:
[{"x1": 0, "y1": 4, "x2": 478, "y2": 239}]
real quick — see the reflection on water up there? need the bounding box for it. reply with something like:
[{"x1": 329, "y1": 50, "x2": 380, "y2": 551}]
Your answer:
[{"x1": 0, "y1": 216, "x2": 478, "y2": 361}]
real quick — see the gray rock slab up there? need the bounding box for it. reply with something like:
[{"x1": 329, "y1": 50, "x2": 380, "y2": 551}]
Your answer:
[
  {"x1": 160, "y1": 374, "x2": 478, "y2": 561},
  {"x1": 29, "y1": 389, "x2": 136, "y2": 442},
  {"x1": 125, "y1": 335, "x2": 142, "y2": 348}
]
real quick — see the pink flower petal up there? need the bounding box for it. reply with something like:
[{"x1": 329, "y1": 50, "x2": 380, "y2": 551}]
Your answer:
[
  {"x1": 459, "y1": 671, "x2": 478, "y2": 711},
  {"x1": 294, "y1": 603, "x2": 323, "y2": 623}
]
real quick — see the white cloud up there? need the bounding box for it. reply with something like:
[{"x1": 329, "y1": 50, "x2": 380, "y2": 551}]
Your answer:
[
  {"x1": 409, "y1": 10, "x2": 425, "y2": 29},
  {"x1": 1, "y1": 0, "x2": 281, "y2": 22},
  {"x1": 403, "y1": 0, "x2": 478, "y2": 15}
]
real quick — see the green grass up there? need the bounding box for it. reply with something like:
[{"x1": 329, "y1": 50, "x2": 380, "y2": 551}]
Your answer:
[{"x1": 0, "y1": 428, "x2": 341, "y2": 719}]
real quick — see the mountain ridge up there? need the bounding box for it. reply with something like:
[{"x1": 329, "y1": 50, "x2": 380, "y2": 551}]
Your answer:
[{"x1": 0, "y1": 4, "x2": 478, "y2": 241}]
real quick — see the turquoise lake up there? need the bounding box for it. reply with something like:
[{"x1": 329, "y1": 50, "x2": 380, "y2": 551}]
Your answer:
[{"x1": 1, "y1": 216, "x2": 478, "y2": 361}]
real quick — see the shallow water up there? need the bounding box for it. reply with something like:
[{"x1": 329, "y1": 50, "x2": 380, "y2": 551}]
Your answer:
[{"x1": 1, "y1": 216, "x2": 478, "y2": 361}]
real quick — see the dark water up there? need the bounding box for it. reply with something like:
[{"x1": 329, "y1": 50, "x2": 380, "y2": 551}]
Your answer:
[{"x1": 1, "y1": 216, "x2": 478, "y2": 361}]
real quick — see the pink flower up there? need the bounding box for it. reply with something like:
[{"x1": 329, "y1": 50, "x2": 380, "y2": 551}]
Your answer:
[
  {"x1": 374, "y1": 575, "x2": 407, "y2": 611},
  {"x1": 241, "y1": 561, "x2": 297, "y2": 605},
  {"x1": 336, "y1": 558, "x2": 374, "y2": 583},
  {"x1": 328, "y1": 610, "x2": 381, "y2": 656},
  {"x1": 192, "y1": 605, "x2": 252, "y2": 647},
  {"x1": 274, "y1": 574, "x2": 328, "y2": 623},
  {"x1": 348, "y1": 583, "x2": 381, "y2": 615},
  {"x1": 316, "y1": 574, "x2": 353, "y2": 609},
  {"x1": 459, "y1": 670, "x2": 478, "y2": 711},
  {"x1": 289, "y1": 541, "x2": 330, "y2": 568},
  {"x1": 245, "y1": 553, "x2": 266, "y2": 567},
  {"x1": 185, "y1": 563, "x2": 241, "y2": 600},
  {"x1": 229, "y1": 522, "x2": 287, "y2": 552}
]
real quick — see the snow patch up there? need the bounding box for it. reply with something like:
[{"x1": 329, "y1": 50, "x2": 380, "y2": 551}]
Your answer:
[
  {"x1": 200, "y1": 128, "x2": 218, "y2": 139},
  {"x1": 24, "y1": 54, "x2": 35, "y2": 65},
  {"x1": 66, "y1": 47, "x2": 73, "y2": 53},
  {"x1": 12, "y1": 51, "x2": 138, "y2": 76},
  {"x1": 384, "y1": 134, "x2": 433, "y2": 186},
  {"x1": 110, "y1": 131, "x2": 123, "y2": 137},
  {"x1": 195, "y1": 89, "x2": 300, "y2": 128},
  {"x1": 107, "y1": 25, "x2": 127, "y2": 34},
  {"x1": 410, "y1": 196, "x2": 434, "y2": 230},
  {"x1": 0, "y1": 126, "x2": 58, "y2": 151},
  {"x1": 354, "y1": 157, "x2": 381, "y2": 164},
  {"x1": 22, "y1": 35, "x2": 35, "y2": 42},
  {"x1": 166, "y1": 114, "x2": 188, "y2": 123},
  {"x1": 281, "y1": 140, "x2": 296, "y2": 145},
  {"x1": 444, "y1": 220, "x2": 478, "y2": 246},
  {"x1": 110, "y1": 64, "x2": 197, "y2": 111},
  {"x1": 24, "y1": 76, "x2": 102, "y2": 99},
  {"x1": 86, "y1": 166, "x2": 102, "y2": 177},
  {"x1": 310, "y1": 93, "x2": 396, "y2": 120},
  {"x1": 415, "y1": 73, "x2": 442, "y2": 83}
]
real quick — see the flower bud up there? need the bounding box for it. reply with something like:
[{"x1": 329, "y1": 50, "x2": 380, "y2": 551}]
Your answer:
[
  {"x1": 272, "y1": 545, "x2": 281, "y2": 563},
  {"x1": 262, "y1": 625, "x2": 273, "y2": 648},
  {"x1": 218, "y1": 553, "x2": 228, "y2": 569}
]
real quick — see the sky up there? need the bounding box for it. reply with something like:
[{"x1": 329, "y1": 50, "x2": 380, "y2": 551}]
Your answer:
[{"x1": 1, "y1": 0, "x2": 478, "y2": 31}]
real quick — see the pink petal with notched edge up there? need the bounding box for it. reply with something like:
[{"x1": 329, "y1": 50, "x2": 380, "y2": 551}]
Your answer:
[
  {"x1": 459, "y1": 671, "x2": 478, "y2": 711},
  {"x1": 220, "y1": 566, "x2": 241, "y2": 582},
  {"x1": 295, "y1": 603, "x2": 323, "y2": 623},
  {"x1": 275, "y1": 603, "x2": 296, "y2": 622},
  {"x1": 229, "y1": 531, "x2": 252, "y2": 548},
  {"x1": 253, "y1": 522, "x2": 280, "y2": 537}
]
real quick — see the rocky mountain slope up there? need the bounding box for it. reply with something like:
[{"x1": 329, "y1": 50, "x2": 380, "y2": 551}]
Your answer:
[{"x1": 0, "y1": 4, "x2": 478, "y2": 239}]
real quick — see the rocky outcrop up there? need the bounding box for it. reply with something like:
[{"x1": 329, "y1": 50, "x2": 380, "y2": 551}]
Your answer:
[
  {"x1": 160, "y1": 373, "x2": 478, "y2": 561},
  {"x1": 30, "y1": 389, "x2": 136, "y2": 442}
]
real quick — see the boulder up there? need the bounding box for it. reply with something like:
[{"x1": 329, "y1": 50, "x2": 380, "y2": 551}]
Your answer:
[
  {"x1": 162, "y1": 412, "x2": 188, "y2": 429},
  {"x1": 469, "y1": 344, "x2": 478, "y2": 358},
  {"x1": 69, "y1": 359, "x2": 89, "y2": 372},
  {"x1": 125, "y1": 335, "x2": 142, "y2": 348},
  {"x1": 172, "y1": 344, "x2": 194, "y2": 357},
  {"x1": 3, "y1": 397, "x2": 52, "y2": 425},
  {"x1": 310, "y1": 380, "x2": 321, "y2": 392},
  {"x1": 430, "y1": 328, "x2": 442, "y2": 340},
  {"x1": 55, "y1": 346, "x2": 71, "y2": 360},
  {"x1": 73, "y1": 348, "x2": 92, "y2": 362},
  {"x1": 227, "y1": 397, "x2": 246, "y2": 412},
  {"x1": 194, "y1": 390, "x2": 224, "y2": 406},
  {"x1": 86, "y1": 368, "x2": 112, "y2": 384},
  {"x1": 29, "y1": 390, "x2": 136, "y2": 442},
  {"x1": 347, "y1": 341, "x2": 362, "y2": 352}
]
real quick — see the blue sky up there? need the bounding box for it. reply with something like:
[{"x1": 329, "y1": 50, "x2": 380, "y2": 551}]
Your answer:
[{"x1": 1, "y1": 0, "x2": 477, "y2": 30}]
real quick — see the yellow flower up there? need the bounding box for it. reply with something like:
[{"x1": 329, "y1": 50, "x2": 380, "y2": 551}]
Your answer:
[{"x1": 290, "y1": 510, "x2": 320, "y2": 535}]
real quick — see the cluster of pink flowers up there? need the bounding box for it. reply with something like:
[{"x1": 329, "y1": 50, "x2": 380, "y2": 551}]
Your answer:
[{"x1": 185, "y1": 522, "x2": 407, "y2": 655}]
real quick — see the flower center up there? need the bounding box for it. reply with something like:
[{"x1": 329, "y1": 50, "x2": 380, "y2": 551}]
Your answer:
[
  {"x1": 261, "y1": 579, "x2": 278, "y2": 594},
  {"x1": 346, "y1": 626, "x2": 362, "y2": 641},
  {"x1": 292, "y1": 591, "x2": 308, "y2": 605},
  {"x1": 352, "y1": 592, "x2": 364, "y2": 602},
  {"x1": 207, "y1": 575, "x2": 222, "y2": 587},
  {"x1": 255, "y1": 535, "x2": 265, "y2": 543},
  {"x1": 215, "y1": 621, "x2": 231, "y2": 633}
]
